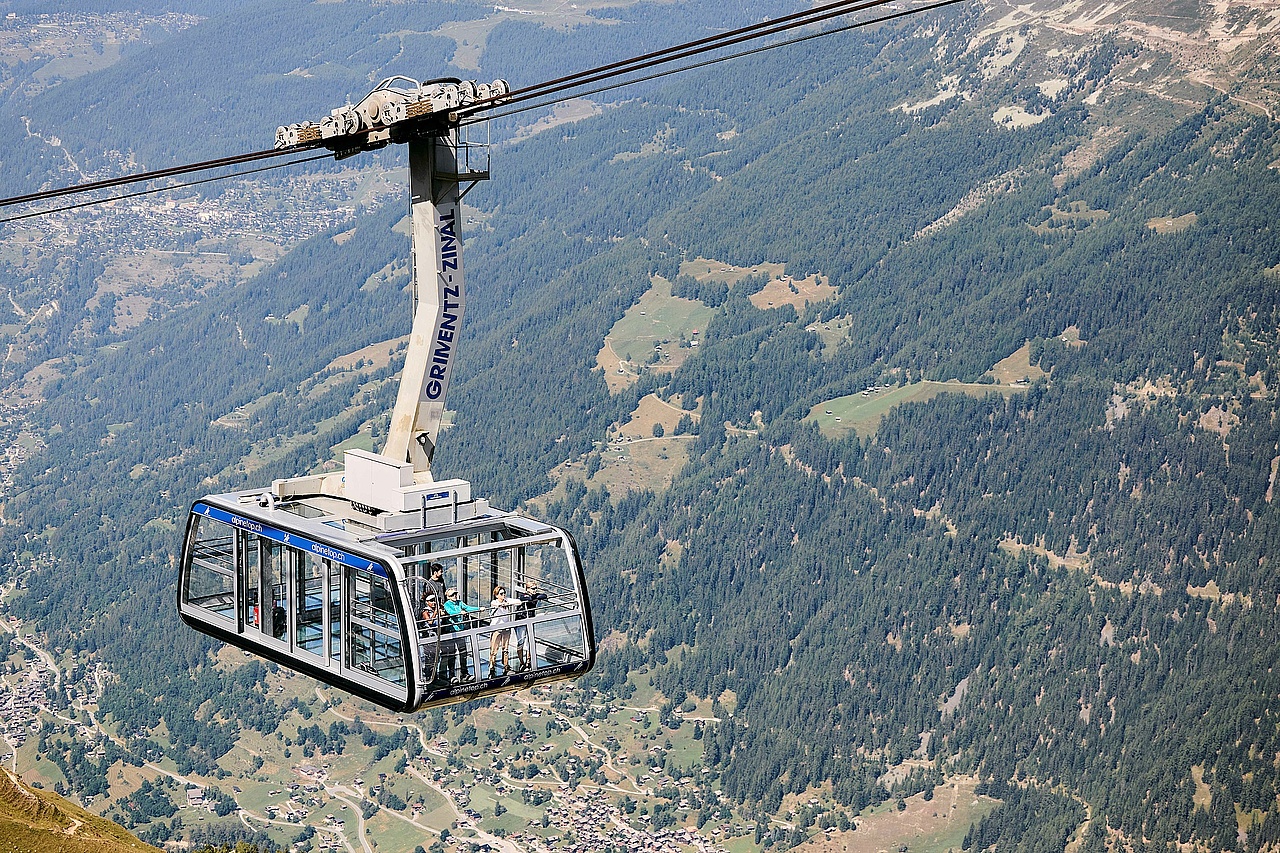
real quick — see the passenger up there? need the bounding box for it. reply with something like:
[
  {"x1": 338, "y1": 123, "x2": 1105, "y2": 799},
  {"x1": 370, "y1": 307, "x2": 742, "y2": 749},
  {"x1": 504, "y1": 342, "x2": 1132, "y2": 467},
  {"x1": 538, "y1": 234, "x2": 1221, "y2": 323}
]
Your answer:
[
  {"x1": 419, "y1": 595, "x2": 442, "y2": 682},
  {"x1": 422, "y1": 561, "x2": 446, "y2": 616},
  {"x1": 442, "y1": 587, "x2": 480, "y2": 682},
  {"x1": 513, "y1": 580, "x2": 547, "y2": 671},
  {"x1": 489, "y1": 585, "x2": 516, "y2": 677},
  {"x1": 271, "y1": 603, "x2": 287, "y2": 640},
  {"x1": 420, "y1": 595, "x2": 441, "y2": 633}
]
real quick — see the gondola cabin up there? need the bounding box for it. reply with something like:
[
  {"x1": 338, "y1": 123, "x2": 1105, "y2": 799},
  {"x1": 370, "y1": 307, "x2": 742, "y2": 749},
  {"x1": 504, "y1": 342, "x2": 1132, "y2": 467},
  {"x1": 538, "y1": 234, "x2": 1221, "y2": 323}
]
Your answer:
[
  {"x1": 178, "y1": 78, "x2": 595, "y2": 712},
  {"x1": 178, "y1": 462, "x2": 593, "y2": 712}
]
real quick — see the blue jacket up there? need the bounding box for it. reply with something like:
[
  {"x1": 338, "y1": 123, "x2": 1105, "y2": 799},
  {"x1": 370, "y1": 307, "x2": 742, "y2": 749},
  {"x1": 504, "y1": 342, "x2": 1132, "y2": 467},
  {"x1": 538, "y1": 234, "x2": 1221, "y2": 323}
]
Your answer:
[{"x1": 443, "y1": 599, "x2": 480, "y2": 632}]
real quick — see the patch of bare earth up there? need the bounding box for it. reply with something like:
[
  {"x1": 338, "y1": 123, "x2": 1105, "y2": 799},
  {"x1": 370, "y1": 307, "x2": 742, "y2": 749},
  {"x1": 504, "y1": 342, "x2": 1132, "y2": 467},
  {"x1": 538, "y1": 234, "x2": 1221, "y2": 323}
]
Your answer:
[
  {"x1": 987, "y1": 341, "x2": 1048, "y2": 384},
  {"x1": 12, "y1": 359, "x2": 64, "y2": 403},
  {"x1": 618, "y1": 393, "x2": 695, "y2": 438},
  {"x1": 322, "y1": 336, "x2": 408, "y2": 373},
  {"x1": 999, "y1": 534, "x2": 1090, "y2": 570},
  {"x1": 749, "y1": 273, "x2": 836, "y2": 311},
  {"x1": 1056, "y1": 126, "x2": 1125, "y2": 187},
  {"x1": 91, "y1": 249, "x2": 248, "y2": 332},
  {"x1": 595, "y1": 339, "x2": 633, "y2": 394},
  {"x1": 433, "y1": 0, "x2": 644, "y2": 70},
  {"x1": 1199, "y1": 403, "x2": 1239, "y2": 436},
  {"x1": 592, "y1": 437, "x2": 695, "y2": 498},
  {"x1": 797, "y1": 777, "x2": 997, "y2": 853},
  {"x1": 1147, "y1": 212, "x2": 1198, "y2": 233},
  {"x1": 912, "y1": 171, "x2": 1021, "y2": 241},
  {"x1": 509, "y1": 98, "x2": 603, "y2": 142}
]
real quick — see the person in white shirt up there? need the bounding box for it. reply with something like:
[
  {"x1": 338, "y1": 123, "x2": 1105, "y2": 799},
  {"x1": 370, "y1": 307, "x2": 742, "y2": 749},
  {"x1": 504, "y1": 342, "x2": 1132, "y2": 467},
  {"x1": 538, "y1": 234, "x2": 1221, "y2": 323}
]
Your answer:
[{"x1": 489, "y1": 585, "x2": 516, "y2": 676}]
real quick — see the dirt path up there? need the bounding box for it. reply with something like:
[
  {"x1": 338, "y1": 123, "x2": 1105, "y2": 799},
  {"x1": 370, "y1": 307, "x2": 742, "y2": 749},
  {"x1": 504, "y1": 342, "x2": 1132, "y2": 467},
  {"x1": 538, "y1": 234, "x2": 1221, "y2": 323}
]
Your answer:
[
  {"x1": 405, "y1": 764, "x2": 519, "y2": 853},
  {"x1": 317, "y1": 688, "x2": 518, "y2": 852},
  {"x1": 322, "y1": 786, "x2": 376, "y2": 853},
  {"x1": 240, "y1": 802, "x2": 357, "y2": 853}
]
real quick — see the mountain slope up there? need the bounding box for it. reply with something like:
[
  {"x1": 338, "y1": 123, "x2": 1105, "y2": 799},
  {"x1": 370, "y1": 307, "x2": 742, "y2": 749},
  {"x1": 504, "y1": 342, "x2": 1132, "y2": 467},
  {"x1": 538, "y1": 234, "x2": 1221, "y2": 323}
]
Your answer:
[
  {"x1": 0, "y1": 768, "x2": 159, "y2": 853},
  {"x1": 3, "y1": 2, "x2": 1280, "y2": 852}
]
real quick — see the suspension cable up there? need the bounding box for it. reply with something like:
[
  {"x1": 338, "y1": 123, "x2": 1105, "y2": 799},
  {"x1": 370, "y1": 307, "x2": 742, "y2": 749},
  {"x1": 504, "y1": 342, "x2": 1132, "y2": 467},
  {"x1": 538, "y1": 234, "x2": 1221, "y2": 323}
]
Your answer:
[
  {"x1": 462, "y1": 0, "x2": 918, "y2": 119},
  {"x1": 0, "y1": 145, "x2": 318, "y2": 210},
  {"x1": 466, "y1": 0, "x2": 968, "y2": 126},
  {"x1": 0, "y1": 153, "x2": 331, "y2": 225},
  {"x1": 0, "y1": 0, "x2": 965, "y2": 217},
  {"x1": 492, "y1": 0, "x2": 891, "y2": 105}
]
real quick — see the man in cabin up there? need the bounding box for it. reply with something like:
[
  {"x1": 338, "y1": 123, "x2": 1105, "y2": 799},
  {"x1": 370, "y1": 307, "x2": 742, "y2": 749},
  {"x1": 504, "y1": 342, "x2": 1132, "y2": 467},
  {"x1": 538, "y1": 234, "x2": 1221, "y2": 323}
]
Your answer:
[
  {"x1": 424, "y1": 562, "x2": 446, "y2": 613},
  {"x1": 513, "y1": 581, "x2": 547, "y2": 672},
  {"x1": 271, "y1": 601, "x2": 287, "y2": 640}
]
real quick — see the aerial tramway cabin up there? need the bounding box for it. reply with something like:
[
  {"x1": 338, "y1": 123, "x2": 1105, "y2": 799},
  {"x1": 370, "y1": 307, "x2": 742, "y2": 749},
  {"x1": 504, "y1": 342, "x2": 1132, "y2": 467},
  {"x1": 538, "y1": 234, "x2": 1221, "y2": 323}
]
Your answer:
[
  {"x1": 177, "y1": 76, "x2": 595, "y2": 711},
  {"x1": 179, "y1": 464, "x2": 593, "y2": 712}
]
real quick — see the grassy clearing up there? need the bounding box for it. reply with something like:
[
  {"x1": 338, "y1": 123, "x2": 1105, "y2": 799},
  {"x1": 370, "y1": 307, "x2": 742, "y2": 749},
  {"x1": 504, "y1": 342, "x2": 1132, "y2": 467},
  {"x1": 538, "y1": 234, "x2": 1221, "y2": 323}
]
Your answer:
[
  {"x1": 435, "y1": 0, "x2": 627, "y2": 70},
  {"x1": 593, "y1": 436, "x2": 696, "y2": 496},
  {"x1": 532, "y1": 432, "x2": 695, "y2": 513},
  {"x1": 807, "y1": 315, "x2": 855, "y2": 358},
  {"x1": 510, "y1": 98, "x2": 603, "y2": 143},
  {"x1": 987, "y1": 341, "x2": 1047, "y2": 384},
  {"x1": 808, "y1": 381, "x2": 1017, "y2": 438},
  {"x1": 1031, "y1": 200, "x2": 1110, "y2": 233},
  {"x1": 749, "y1": 273, "x2": 836, "y2": 312},
  {"x1": 1147, "y1": 212, "x2": 1198, "y2": 233},
  {"x1": 597, "y1": 276, "x2": 713, "y2": 393},
  {"x1": 364, "y1": 810, "x2": 433, "y2": 851},
  {"x1": 322, "y1": 337, "x2": 407, "y2": 374},
  {"x1": 680, "y1": 257, "x2": 784, "y2": 287},
  {"x1": 618, "y1": 393, "x2": 695, "y2": 438},
  {"x1": 799, "y1": 778, "x2": 997, "y2": 853}
]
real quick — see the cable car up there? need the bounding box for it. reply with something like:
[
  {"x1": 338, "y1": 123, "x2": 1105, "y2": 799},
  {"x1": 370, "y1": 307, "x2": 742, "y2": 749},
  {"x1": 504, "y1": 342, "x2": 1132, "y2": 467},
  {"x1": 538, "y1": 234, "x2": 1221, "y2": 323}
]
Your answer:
[
  {"x1": 178, "y1": 78, "x2": 595, "y2": 711},
  {"x1": 178, "y1": 484, "x2": 592, "y2": 712}
]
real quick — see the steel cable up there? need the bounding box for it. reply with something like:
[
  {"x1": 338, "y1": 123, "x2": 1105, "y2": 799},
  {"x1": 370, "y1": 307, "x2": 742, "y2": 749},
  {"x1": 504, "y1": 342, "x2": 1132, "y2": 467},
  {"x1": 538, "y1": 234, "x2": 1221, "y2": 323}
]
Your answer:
[{"x1": 0, "y1": 0, "x2": 966, "y2": 216}]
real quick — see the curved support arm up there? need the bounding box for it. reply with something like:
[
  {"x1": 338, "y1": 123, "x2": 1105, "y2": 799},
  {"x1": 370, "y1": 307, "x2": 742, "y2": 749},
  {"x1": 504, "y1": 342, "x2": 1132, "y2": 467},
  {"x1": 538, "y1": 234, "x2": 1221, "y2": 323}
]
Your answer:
[{"x1": 384, "y1": 133, "x2": 467, "y2": 472}]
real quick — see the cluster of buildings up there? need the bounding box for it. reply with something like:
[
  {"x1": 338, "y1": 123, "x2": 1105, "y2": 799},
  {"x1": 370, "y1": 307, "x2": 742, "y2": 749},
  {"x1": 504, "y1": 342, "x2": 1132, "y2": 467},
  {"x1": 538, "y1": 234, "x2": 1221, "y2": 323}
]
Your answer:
[
  {"x1": 0, "y1": 408, "x2": 39, "y2": 501},
  {"x1": 522, "y1": 789, "x2": 731, "y2": 853},
  {"x1": 23, "y1": 188, "x2": 359, "y2": 257},
  {"x1": 264, "y1": 777, "x2": 329, "y2": 823},
  {"x1": 0, "y1": 632, "x2": 55, "y2": 756}
]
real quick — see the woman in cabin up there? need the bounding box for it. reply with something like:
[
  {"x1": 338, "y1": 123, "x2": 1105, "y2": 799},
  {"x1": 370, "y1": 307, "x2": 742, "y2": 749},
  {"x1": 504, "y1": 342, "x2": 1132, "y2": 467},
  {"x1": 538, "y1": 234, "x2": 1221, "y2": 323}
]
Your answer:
[
  {"x1": 489, "y1": 585, "x2": 516, "y2": 677},
  {"x1": 442, "y1": 587, "x2": 480, "y2": 682}
]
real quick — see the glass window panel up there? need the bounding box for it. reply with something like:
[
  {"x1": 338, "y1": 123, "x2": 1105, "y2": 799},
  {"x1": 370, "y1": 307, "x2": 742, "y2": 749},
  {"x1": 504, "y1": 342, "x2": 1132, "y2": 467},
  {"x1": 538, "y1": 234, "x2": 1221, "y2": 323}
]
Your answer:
[
  {"x1": 185, "y1": 516, "x2": 235, "y2": 619},
  {"x1": 240, "y1": 531, "x2": 260, "y2": 632},
  {"x1": 329, "y1": 561, "x2": 342, "y2": 661},
  {"x1": 520, "y1": 541, "x2": 577, "y2": 616},
  {"x1": 263, "y1": 540, "x2": 289, "y2": 641},
  {"x1": 348, "y1": 624, "x2": 405, "y2": 686},
  {"x1": 295, "y1": 552, "x2": 325, "y2": 657},
  {"x1": 522, "y1": 541, "x2": 571, "y2": 592},
  {"x1": 475, "y1": 630, "x2": 494, "y2": 681},
  {"x1": 346, "y1": 567, "x2": 404, "y2": 685},
  {"x1": 439, "y1": 633, "x2": 476, "y2": 684},
  {"x1": 532, "y1": 616, "x2": 586, "y2": 671},
  {"x1": 495, "y1": 549, "x2": 512, "y2": 595}
]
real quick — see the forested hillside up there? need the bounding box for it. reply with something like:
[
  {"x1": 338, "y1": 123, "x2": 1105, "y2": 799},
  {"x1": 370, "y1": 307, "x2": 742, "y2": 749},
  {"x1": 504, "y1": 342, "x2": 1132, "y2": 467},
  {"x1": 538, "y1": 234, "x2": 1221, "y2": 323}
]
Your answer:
[{"x1": 2, "y1": 1, "x2": 1280, "y2": 851}]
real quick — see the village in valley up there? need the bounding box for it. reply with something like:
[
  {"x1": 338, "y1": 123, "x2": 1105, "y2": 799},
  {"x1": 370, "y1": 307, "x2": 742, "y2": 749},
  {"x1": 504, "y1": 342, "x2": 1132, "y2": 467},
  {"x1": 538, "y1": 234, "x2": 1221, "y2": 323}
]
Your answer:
[{"x1": 0, "y1": 570, "x2": 773, "y2": 853}]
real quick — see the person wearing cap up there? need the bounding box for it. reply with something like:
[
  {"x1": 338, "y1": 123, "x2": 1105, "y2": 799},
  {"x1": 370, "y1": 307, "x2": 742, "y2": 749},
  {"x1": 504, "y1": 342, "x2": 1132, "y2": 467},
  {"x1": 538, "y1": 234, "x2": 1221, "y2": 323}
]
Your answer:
[
  {"x1": 513, "y1": 580, "x2": 547, "y2": 671},
  {"x1": 442, "y1": 587, "x2": 480, "y2": 682},
  {"x1": 419, "y1": 594, "x2": 442, "y2": 683}
]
